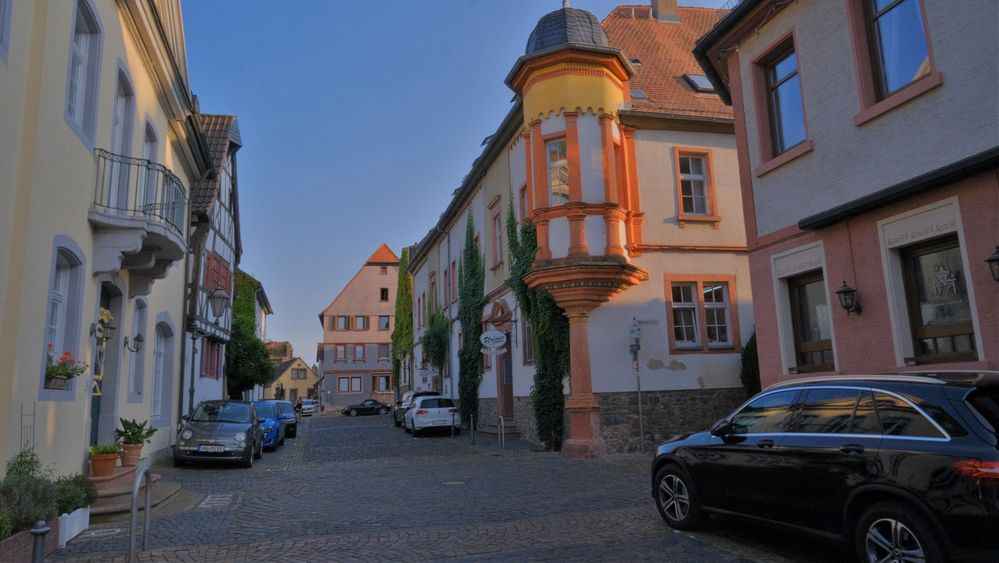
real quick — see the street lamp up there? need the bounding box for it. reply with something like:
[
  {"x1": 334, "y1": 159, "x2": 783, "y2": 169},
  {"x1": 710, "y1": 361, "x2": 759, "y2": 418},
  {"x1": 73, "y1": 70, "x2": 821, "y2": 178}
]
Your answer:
[
  {"x1": 835, "y1": 281, "x2": 862, "y2": 315},
  {"x1": 187, "y1": 283, "x2": 230, "y2": 414}
]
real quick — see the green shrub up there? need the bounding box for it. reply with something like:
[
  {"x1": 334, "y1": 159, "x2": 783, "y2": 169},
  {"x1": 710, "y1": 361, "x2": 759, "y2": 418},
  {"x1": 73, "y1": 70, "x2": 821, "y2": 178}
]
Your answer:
[
  {"x1": 115, "y1": 418, "x2": 157, "y2": 445},
  {"x1": 0, "y1": 508, "x2": 11, "y2": 540},
  {"x1": 740, "y1": 332, "x2": 761, "y2": 396},
  {"x1": 54, "y1": 474, "x2": 97, "y2": 515},
  {"x1": 5, "y1": 449, "x2": 48, "y2": 478},
  {"x1": 89, "y1": 443, "x2": 119, "y2": 455},
  {"x1": 0, "y1": 474, "x2": 57, "y2": 532}
]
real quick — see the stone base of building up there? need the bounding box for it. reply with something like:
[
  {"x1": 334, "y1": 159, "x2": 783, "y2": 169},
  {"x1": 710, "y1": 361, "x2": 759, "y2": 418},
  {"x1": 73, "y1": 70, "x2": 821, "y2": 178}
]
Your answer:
[{"x1": 598, "y1": 387, "x2": 748, "y2": 453}]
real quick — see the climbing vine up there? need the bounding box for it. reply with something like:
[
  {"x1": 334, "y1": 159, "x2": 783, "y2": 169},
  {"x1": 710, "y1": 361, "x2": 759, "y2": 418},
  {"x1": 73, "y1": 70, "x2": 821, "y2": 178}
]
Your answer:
[
  {"x1": 457, "y1": 219, "x2": 485, "y2": 427},
  {"x1": 506, "y1": 200, "x2": 569, "y2": 450},
  {"x1": 420, "y1": 307, "x2": 449, "y2": 377},
  {"x1": 391, "y1": 248, "x2": 414, "y2": 388}
]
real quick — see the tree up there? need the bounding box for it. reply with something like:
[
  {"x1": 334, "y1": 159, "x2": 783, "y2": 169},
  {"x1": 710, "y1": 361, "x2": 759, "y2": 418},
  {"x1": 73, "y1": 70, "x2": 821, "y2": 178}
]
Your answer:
[
  {"x1": 457, "y1": 218, "x2": 485, "y2": 427},
  {"x1": 391, "y1": 248, "x2": 414, "y2": 389},
  {"x1": 506, "y1": 198, "x2": 568, "y2": 450},
  {"x1": 225, "y1": 322, "x2": 273, "y2": 398}
]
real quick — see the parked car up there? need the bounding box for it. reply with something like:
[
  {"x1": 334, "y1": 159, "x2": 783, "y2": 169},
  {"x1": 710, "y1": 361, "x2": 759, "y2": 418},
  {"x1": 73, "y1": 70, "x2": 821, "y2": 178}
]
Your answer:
[
  {"x1": 270, "y1": 399, "x2": 299, "y2": 438},
  {"x1": 342, "y1": 399, "x2": 390, "y2": 417},
  {"x1": 252, "y1": 401, "x2": 286, "y2": 450},
  {"x1": 650, "y1": 372, "x2": 999, "y2": 562},
  {"x1": 404, "y1": 396, "x2": 460, "y2": 436},
  {"x1": 173, "y1": 400, "x2": 264, "y2": 468},
  {"x1": 393, "y1": 391, "x2": 440, "y2": 427},
  {"x1": 300, "y1": 399, "x2": 319, "y2": 416}
]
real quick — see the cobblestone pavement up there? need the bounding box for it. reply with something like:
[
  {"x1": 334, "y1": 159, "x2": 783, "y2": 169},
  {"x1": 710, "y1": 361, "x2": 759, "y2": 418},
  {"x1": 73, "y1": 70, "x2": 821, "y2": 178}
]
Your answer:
[{"x1": 54, "y1": 414, "x2": 851, "y2": 562}]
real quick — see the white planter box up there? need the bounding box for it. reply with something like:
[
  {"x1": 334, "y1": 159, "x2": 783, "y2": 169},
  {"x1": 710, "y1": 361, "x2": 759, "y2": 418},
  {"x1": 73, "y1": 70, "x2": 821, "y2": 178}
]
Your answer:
[{"x1": 58, "y1": 506, "x2": 90, "y2": 548}]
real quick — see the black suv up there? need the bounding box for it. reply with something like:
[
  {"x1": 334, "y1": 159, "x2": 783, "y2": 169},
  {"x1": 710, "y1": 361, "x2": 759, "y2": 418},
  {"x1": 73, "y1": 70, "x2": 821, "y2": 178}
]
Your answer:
[{"x1": 651, "y1": 372, "x2": 999, "y2": 562}]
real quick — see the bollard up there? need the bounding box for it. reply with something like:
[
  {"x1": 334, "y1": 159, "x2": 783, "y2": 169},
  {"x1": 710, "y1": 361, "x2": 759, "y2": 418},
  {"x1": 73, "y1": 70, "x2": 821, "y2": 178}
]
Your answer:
[{"x1": 30, "y1": 520, "x2": 50, "y2": 563}]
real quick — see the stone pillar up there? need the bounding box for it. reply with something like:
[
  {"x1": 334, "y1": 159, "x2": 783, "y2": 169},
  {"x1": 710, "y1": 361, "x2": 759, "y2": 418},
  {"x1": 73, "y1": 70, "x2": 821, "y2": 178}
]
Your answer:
[{"x1": 562, "y1": 309, "x2": 607, "y2": 458}]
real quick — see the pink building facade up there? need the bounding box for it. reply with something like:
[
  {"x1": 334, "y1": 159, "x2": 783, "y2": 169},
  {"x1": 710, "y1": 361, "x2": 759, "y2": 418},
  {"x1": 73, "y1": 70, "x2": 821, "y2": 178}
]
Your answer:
[{"x1": 695, "y1": 0, "x2": 999, "y2": 387}]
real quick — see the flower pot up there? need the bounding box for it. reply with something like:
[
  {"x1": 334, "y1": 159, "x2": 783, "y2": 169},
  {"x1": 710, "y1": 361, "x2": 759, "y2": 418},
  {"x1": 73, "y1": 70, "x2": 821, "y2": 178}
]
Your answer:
[
  {"x1": 58, "y1": 506, "x2": 90, "y2": 548},
  {"x1": 89, "y1": 453, "x2": 118, "y2": 477},
  {"x1": 119, "y1": 443, "x2": 143, "y2": 467}
]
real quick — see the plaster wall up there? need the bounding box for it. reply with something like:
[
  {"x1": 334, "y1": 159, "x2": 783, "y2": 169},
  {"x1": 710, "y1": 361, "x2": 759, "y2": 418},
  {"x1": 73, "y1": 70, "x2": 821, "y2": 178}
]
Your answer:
[
  {"x1": 577, "y1": 113, "x2": 604, "y2": 203},
  {"x1": 321, "y1": 262, "x2": 397, "y2": 345},
  {"x1": 733, "y1": 0, "x2": 999, "y2": 236},
  {"x1": 585, "y1": 215, "x2": 607, "y2": 255},
  {"x1": 548, "y1": 217, "x2": 570, "y2": 258}
]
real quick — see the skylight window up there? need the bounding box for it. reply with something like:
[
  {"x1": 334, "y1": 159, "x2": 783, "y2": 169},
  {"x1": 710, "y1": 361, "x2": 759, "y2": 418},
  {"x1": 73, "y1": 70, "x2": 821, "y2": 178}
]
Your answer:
[
  {"x1": 630, "y1": 88, "x2": 648, "y2": 100},
  {"x1": 683, "y1": 74, "x2": 716, "y2": 94}
]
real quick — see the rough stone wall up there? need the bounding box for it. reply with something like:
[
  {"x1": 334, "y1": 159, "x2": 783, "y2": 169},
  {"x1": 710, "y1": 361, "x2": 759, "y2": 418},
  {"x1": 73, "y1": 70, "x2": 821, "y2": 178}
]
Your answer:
[
  {"x1": 598, "y1": 387, "x2": 747, "y2": 453},
  {"x1": 476, "y1": 398, "x2": 498, "y2": 431},
  {"x1": 513, "y1": 396, "x2": 539, "y2": 446}
]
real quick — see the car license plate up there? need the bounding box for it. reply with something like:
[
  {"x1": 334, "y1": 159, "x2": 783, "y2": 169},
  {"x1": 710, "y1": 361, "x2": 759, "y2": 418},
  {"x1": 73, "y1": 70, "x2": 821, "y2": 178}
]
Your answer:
[
  {"x1": 433, "y1": 420, "x2": 447, "y2": 425},
  {"x1": 198, "y1": 445, "x2": 224, "y2": 453}
]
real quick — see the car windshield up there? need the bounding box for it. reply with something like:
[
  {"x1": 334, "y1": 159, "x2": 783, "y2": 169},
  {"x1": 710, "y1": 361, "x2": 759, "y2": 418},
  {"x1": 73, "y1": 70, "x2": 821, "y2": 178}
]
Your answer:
[
  {"x1": 191, "y1": 402, "x2": 251, "y2": 423},
  {"x1": 254, "y1": 403, "x2": 276, "y2": 419}
]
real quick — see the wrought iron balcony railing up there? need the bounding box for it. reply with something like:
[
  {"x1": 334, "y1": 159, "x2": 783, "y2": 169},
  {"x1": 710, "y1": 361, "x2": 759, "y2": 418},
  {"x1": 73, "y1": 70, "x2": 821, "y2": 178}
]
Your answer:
[{"x1": 93, "y1": 149, "x2": 187, "y2": 236}]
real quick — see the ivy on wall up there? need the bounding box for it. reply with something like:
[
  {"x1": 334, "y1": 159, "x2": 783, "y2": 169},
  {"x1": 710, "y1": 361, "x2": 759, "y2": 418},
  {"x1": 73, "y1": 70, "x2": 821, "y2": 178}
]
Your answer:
[
  {"x1": 391, "y1": 248, "x2": 414, "y2": 389},
  {"x1": 421, "y1": 307, "x2": 450, "y2": 375},
  {"x1": 457, "y1": 219, "x2": 485, "y2": 427},
  {"x1": 226, "y1": 270, "x2": 273, "y2": 398},
  {"x1": 505, "y1": 200, "x2": 569, "y2": 451}
]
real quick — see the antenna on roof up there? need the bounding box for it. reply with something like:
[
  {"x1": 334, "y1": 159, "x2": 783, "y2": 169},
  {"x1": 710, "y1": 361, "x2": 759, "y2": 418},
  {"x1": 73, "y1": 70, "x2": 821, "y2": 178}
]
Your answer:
[{"x1": 563, "y1": 0, "x2": 570, "y2": 8}]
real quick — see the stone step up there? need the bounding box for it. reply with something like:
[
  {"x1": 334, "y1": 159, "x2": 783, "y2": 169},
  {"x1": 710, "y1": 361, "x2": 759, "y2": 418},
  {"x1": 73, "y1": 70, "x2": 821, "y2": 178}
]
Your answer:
[
  {"x1": 93, "y1": 472, "x2": 161, "y2": 502},
  {"x1": 90, "y1": 481, "x2": 182, "y2": 517},
  {"x1": 88, "y1": 465, "x2": 137, "y2": 493},
  {"x1": 479, "y1": 422, "x2": 521, "y2": 438}
]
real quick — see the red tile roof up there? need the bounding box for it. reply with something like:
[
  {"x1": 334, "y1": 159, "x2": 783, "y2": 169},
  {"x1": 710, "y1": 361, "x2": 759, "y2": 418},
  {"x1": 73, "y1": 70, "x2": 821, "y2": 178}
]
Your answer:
[
  {"x1": 191, "y1": 114, "x2": 240, "y2": 214},
  {"x1": 366, "y1": 243, "x2": 399, "y2": 265},
  {"x1": 603, "y1": 6, "x2": 732, "y2": 120}
]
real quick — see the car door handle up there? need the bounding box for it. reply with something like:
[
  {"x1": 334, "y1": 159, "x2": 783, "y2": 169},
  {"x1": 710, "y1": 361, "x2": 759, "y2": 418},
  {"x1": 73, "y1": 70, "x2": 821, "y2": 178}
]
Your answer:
[
  {"x1": 756, "y1": 439, "x2": 775, "y2": 449},
  {"x1": 840, "y1": 444, "x2": 865, "y2": 454}
]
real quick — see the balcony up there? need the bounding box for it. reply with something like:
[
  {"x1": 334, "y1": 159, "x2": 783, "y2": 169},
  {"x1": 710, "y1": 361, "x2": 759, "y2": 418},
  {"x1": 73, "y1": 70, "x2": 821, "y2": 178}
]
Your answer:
[{"x1": 89, "y1": 149, "x2": 189, "y2": 297}]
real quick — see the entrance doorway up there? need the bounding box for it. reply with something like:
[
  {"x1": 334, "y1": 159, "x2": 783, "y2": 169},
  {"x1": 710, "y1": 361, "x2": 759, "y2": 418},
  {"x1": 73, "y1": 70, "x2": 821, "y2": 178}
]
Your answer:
[
  {"x1": 90, "y1": 282, "x2": 123, "y2": 445},
  {"x1": 498, "y1": 343, "x2": 513, "y2": 418}
]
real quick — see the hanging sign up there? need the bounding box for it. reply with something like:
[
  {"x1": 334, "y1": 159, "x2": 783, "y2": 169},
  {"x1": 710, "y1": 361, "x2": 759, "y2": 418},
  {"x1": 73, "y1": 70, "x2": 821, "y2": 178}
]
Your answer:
[{"x1": 480, "y1": 330, "x2": 507, "y2": 351}]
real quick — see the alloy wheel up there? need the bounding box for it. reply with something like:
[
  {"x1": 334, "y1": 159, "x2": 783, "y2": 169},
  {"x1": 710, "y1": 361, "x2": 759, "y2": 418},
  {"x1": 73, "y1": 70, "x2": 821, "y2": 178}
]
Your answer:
[
  {"x1": 865, "y1": 518, "x2": 925, "y2": 563},
  {"x1": 659, "y1": 474, "x2": 690, "y2": 523}
]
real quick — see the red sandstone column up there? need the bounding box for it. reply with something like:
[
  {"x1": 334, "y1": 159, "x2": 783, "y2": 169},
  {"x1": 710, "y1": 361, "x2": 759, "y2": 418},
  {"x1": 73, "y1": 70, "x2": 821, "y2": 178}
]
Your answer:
[{"x1": 562, "y1": 309, "x2": 607, "y2": 458}]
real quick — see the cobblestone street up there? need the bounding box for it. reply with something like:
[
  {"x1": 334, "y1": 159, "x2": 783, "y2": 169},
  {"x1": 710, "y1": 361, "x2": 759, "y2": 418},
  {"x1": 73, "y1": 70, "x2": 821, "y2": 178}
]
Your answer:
[{"x1": 54, "y1": 414, "x2": 850, "y2": 562}]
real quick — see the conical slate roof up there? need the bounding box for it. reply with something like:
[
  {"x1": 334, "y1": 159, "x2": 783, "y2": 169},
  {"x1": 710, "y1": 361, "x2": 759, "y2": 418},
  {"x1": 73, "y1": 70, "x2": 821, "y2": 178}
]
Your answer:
[{"x1": 525, "y1": 7, "x2": 609, "y2": 55}]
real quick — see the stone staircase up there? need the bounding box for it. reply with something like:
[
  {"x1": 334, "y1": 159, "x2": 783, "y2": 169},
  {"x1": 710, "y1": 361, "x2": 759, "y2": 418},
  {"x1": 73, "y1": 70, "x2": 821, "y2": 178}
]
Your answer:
[
  {"x1": 478, "y1": 419, "x2": 521, "y2": 440},
  {"x1": 88, "y1": 465, "x2": 181, "y2": 517}
]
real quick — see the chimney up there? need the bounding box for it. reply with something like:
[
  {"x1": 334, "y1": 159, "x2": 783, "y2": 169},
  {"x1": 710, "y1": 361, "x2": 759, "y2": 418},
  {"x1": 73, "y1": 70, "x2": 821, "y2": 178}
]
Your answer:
[{"x1": 651, "y1": 0, "x2": 680, "y2": 22}]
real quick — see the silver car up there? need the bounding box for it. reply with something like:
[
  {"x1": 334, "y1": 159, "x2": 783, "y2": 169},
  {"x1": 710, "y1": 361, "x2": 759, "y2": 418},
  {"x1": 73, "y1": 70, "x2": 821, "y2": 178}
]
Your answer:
[{"x1": 173, "y1": 400, "x2": 264, "y2": 468}]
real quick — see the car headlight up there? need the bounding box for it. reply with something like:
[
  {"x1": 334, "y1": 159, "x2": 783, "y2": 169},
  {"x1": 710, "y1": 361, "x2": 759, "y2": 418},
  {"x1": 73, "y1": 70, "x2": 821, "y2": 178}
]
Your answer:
[
  {"x1": 235, "y1": 432, "x2": 246, "y2": 443},
  {"x1": 181, "y1": 429, "x2": 193, "y2": 440}
]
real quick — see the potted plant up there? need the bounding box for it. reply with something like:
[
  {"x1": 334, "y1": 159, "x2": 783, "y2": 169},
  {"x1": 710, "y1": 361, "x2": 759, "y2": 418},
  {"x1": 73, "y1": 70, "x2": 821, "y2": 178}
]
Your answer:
[
  {"x1": 114, "y1": 418, "x2": 157, "y2": 466},
  {"x1": 44, "y1": 343, "x2": 88, "y2": 389},
  {"x1": 54, "y1": 474, "x2": 96, "y2": 547},
  {"x1": 88, "y1": 444, "x2": 119, "y2": 477}
]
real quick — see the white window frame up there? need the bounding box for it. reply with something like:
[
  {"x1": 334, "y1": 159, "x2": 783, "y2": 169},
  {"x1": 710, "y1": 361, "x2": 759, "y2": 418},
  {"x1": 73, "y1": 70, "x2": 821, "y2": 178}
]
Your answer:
[
  {"x1": 41, "y1": 242, "x2": 85, "y2": 395},
  {"x1": 671, "y1": 282, "x2": 700, "y2": 348},
  {"x1": 678, "y1": 155, "x2": 709, "y2": 216},
  {"x1": 127, "y1": 300, "x2": 147, "y2": 400},
  {"x1": 703, "y1": 283, "x2": 731, "y2": 347},
  {"x1": 546, "y1": 139, "x2": 569, "y2": 206}
]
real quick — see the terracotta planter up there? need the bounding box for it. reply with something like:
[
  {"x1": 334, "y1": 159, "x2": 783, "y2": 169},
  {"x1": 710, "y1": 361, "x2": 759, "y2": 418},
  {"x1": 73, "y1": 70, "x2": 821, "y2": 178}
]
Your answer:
[
  {"x1": 119, "y1": 443, "x2": 143, "y2": 467},
  {"x1": 89, "y1": 453, "x2": 118, "y2": 477}
]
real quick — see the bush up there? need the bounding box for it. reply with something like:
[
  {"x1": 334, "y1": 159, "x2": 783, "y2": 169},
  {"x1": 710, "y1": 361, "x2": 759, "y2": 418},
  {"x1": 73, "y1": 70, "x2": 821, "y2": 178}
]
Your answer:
[
  {"x1": 740, "y1": 332, "x2": 761, "y2": 396},
  {"x1": 5, "y1": 449, "x2": 48, "y2": 478},
  {"x1": 0, "y1": 508, "x2": 11, "y2": 540},
  {"x1": 89, "y1": 443, "x2": 119, "y2": 455},
  {"x1": 0, "y1": 474, "x2": 57, "y2": 532},
  {"x1": 54, "y1": 474, "x2": 97, "y2": 515}
]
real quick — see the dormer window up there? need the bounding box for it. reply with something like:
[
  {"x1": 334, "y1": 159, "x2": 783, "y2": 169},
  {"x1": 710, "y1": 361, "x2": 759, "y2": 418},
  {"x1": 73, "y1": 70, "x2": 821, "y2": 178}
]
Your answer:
[
  {"x1": 683, "y1": 74, "x2": 716, "y2": 94},
  {"x1": 546, "y1": 139, "x2": 569, "y2": 206}
]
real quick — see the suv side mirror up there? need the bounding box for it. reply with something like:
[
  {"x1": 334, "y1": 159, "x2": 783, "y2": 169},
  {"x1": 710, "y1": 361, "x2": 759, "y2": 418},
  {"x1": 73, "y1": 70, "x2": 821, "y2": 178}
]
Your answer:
[{"x1": 710, "y1": 419, "x2": 732, "y2": 437}]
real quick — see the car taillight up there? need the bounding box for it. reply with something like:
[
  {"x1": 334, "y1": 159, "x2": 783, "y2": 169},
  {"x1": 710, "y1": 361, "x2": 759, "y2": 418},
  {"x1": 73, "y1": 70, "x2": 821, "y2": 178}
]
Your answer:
[
  {"x1": 953, "y1": 460, "x2": 999, "y2": 480},
  {"x1": 448, "y1": 408, "x2": 459, "y2": 413},
  {"x1": 416, "y1": 410, "x2": 430, "y2": 415}
]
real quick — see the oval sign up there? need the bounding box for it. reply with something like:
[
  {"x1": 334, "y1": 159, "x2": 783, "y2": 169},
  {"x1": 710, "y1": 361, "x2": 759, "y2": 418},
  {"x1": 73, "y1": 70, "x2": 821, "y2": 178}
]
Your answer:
[{"x1": 479, "y1": 330, "x2": 507, "y2": 349}]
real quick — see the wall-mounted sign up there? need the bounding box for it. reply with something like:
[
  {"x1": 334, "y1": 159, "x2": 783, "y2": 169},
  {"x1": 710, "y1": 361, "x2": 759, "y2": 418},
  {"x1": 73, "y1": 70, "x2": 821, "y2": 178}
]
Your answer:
[{"x1": 480, "y1": 330, "x2": 507, "y2": 350}]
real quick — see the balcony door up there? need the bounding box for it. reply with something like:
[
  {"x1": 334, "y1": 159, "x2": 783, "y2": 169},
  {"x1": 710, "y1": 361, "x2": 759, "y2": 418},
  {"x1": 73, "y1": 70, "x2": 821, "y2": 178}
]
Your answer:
[
  {"x1": 138, "y1": 123, "x2": 158, "y2": 215},
  {"x1": 107, "y1": 72, "x2": 134, "y2": 213}
]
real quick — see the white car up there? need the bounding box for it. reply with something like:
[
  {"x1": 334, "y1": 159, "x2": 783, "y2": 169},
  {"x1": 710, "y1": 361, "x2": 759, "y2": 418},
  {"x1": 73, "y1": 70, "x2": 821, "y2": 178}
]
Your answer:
[
  {"x1": 299, "y1": 399, "x2": 319, "y2": 416},
  {"x1": 404, "y1": 396, "x2": 460, "y2": 436}
]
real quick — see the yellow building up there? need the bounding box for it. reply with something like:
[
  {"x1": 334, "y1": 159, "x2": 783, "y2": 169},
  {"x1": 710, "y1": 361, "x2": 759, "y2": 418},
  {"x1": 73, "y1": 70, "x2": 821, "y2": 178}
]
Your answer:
[
  {"x1": 265, "y1": 358, "x2": 318, "y2": 404},
  {"x1": 0, "y1": 0, "x2": 213, "y2": 475}
]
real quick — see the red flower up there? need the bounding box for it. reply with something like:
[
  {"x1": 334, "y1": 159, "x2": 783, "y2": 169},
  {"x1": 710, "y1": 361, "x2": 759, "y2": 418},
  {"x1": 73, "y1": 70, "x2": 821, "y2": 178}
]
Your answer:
[
  {"x1": 48, "y1": 343, "x2": 54, "y2": 350},
  {"x1": 64, "y1": 351, "x2": 71, "y2": 357},
  {"x1": 69, "y1": 359, "x2": 76, "y2": 365}
]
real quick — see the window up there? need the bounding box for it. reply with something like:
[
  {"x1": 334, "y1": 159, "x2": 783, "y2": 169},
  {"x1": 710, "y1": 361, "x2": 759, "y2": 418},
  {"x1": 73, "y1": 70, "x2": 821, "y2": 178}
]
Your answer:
[
  {"x1": 492, "y1": 212, "x2": 503, "y2": 266},
  {"x1": 327, "y1": 316, "x2": 335, "y2": 331},
  {"x1": 450, "y1": 261, "x2": 457, "y2": 303},
  {"x1": 901, "y1": 235, "x2": 974, "y2": 363},
  {"x1": 429, "y1": 275, "x2": 437, "y2": 310},
  {"x1": 443, "y1": 268, "x2": 450, "y2": 305},
  {"x1": 44, "y1": 247, "x2": 84, "y2": 390},
  {"x1": 374, "y1": 375, "x2": 389, "y2": 391},
  {"x1": 546, "y1": 139, "x2": 569, "y2": 205},
  {"x1": 866, "y1": 0, "x2": 930, "y2": 99},
  {"x1": 336, "y1": 316, "x2": 348, "y2": 331},
  {"x1": 350, "y1": 377, "x2": 362, "y2": 392},
  {"x1": 334, "y1": 344, "x2": 346, "y2": 362},
  {"x1": 354, "y1": 315, "x2": 368, "y2": 331},
  {"x1": 417, "y1": 296, "x2": 422, "y2": 328},
  {"x1": 730, "y1": 390, "x2": 797, "y2": 434},
  {"x1": 673, "y1": 150, "x2": 718, "y2": 223},
  {"x1": 378, "y1": 315, "x2": 390, "y2": 331},
  {"x1": 380, "y1": 266, "x2": 388, "y2": 275},
  {"x1": 761, "y1": 39, "x2": 806, "y2": 156},
  {"x1": 874, "y1": 392, "x2": 944, "y2": 438},
  {"x1": 379, "y1": 288, "x2": 389, "y2": 302},
  {"x1": 65, "y1": 0, "x2": 101, "y2": 143},
  {"x1": 0, "y1": 0, "x2": 12, "y2": 62},
  {"x1": 788, "y1": 271, "x2": 833, "y2": 372},
  {"x1": 377, "y1": 343, "x2": 390, "y2": 360},
  {"x1": 338, "y1": 377, "x2": 349, "y2": 392},
  {"x1": 151, "y1": 325, "x2": 167, "y2": 418},
  {"x1": 789, "y1": 388, "x2": 861, "y2": 434},
  {"x1": 683, "y1": 73, "x2": 716, "y2": 93},
  {"x1": 353, "y1": 344, "x2": 365, "y2": 362},
  {"x1": 291, "y1": 368, "x2": 306, "y2": 379},
  {"x1": 522, "y1": 319, "x2": 535, "y2": 364},
  {"x1": 200, "y1": 339, "x2": 222, "y2": 379},
  {"x1": 127, "y1": 300, "x2": 147, "y2": 399},
  {"x1": 666, "y1": 278, "x2": 735, "y2": 351}
]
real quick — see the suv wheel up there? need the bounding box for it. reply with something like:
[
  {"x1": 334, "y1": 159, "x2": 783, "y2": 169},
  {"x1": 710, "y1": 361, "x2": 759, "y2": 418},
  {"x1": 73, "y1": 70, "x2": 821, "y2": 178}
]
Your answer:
[
  {"x1": 348, "y1": 409, "x2": 357, "y2": 417},
  {"x1": 856, "y1": 502, "x2": 944, "y2": 563},
  {"x1": 653, "y1": 465, "x2": 705, "y2": 531},
  {"x1": 379, "y1": 407, "x2": 388, "y2": 415}
]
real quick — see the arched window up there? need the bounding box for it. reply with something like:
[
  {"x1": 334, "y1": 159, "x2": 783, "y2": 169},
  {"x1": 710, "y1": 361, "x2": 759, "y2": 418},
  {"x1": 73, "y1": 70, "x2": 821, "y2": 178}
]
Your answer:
[
  {"x1": 151, "y1": 324, "x2": 166, "y2": 418},
  {"x1": 65, "y1": 0, "x2": 102, "y2": 144},
  {"x1": 43, "y1": 246, "x2": 84, "y2": 391},
  {"x1": 127, "y1": 299, "x2": 147, "y2": 400}
]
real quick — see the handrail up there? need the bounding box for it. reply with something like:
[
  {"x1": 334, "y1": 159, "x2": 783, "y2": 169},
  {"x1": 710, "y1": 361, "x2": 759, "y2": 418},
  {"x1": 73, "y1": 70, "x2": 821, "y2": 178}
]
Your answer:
[
  {"x1": 128, "y1": 461, "x2": 153, "y2": 562},
  {"x1": 93, "y1": 148, "x2": 188, "y2": 236}
]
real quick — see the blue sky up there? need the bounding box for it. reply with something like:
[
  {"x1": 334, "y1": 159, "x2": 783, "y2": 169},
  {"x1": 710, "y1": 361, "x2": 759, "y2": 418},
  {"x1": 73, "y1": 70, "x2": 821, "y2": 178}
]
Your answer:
[{"x1": 182, "y1": 0, "x2": 727, "y2": 364}]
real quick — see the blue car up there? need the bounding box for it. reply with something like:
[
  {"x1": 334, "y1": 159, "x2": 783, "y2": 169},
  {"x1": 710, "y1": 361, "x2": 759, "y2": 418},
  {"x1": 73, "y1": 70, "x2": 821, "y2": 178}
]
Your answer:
[{"x1": 252, "y1": 401, "x2": 286, "y2": 451}]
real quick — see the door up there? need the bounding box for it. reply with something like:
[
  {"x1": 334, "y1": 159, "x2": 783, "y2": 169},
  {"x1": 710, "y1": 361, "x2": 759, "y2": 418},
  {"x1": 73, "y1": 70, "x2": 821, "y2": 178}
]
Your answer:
[
  {"x1": 777, "y1": 388, "x2": 883, "y2": 533},
  {"x1": 290, "y1": 389, "x2": 298, "y2": 403},
  {"x1": 498, "y1": 341, "x2": 513, "y2": 418},
  {"x1": 689, "y1": 389, "x2": 799, "y2": 517},
  {"x1": 138, "y1": 124, "x2": 158, "y2": 214},
  {"x1": 108, "y1": 76, "x2": 133, "y2": 212}
]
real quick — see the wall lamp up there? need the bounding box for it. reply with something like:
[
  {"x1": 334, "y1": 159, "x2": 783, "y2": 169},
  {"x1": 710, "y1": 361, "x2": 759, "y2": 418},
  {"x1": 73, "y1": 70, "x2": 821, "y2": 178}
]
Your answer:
[
  {"x1": 835, "y1": 281, "x2": 862, "y2": 315},
  {"x1": 124, "y1": 333, "x2": 144, "y2": 353},
  {"x1": 986, "y1": 246, "x2": 999, "y2": 283}
]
